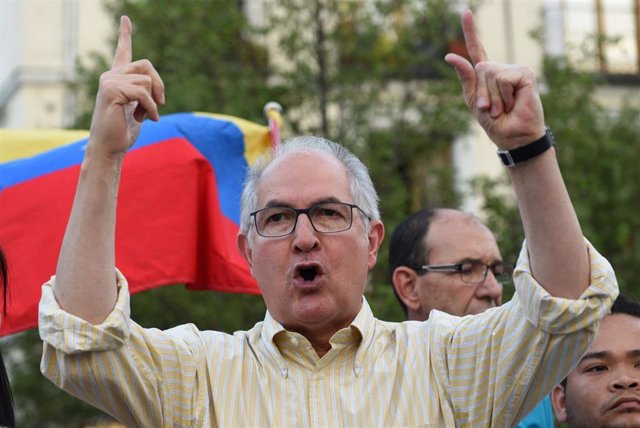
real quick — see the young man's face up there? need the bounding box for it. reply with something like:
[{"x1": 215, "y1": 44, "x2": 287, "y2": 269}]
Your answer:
[
  {"x1": 552, "y1": 313, "x2": 640, "y2": 428},
  {"x1": 238, "y1": 150, "x2": 383, "y2": 339}
]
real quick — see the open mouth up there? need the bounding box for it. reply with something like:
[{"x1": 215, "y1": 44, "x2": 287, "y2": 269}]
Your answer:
[
  {"x1": 298, "y1": 266, "x2": 319, "y2": 282},
  {"x1": 293, "y1": 262, "x2": 324, "y2": 284}
]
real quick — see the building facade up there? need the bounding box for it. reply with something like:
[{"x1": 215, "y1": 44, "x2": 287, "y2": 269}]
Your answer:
[
  {"x1": 0, "y1": 0, "x2": 111, "y2": 129},
  {"x1": 2, "y1": 0, "x2": 639, "y2": 210}
]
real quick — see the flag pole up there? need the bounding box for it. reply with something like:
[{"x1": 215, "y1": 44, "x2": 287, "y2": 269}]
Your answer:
[{"x1": 263, "y1": 102, "x2": 283, "y2": 151}]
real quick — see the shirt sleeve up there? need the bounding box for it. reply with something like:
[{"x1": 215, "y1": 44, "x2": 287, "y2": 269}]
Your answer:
[
  {"x1": 38, "y1": 272, "x2": 212, "y2": 427},
  {"x1": 428, "y1": 238, "x2": 618, "y2": 427}
]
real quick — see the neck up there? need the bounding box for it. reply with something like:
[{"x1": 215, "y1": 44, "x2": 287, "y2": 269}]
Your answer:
[
  {"x1": 408, "y1": 310, "x2": 430, "y2": 321},
  {"x1": 312, "y1": 341, "x2": 332, "y2": 357},
  {"x1": 276, "y1": 301, "x2": 364, "y2": 357},
  {"x1": 287, "y1": 315, "x2": 358, "y2": 358},
  {"x1": 295, "y1": 326, "x2": 338, "y2": 358}
]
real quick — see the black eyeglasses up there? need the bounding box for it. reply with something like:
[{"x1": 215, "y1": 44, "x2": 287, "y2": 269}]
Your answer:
[
  {"x1": 250, "y1": 202, "x2": 370, "y2": 238},
  {"x1": 411, "y1": 261, "x2": 513, "y2": 285}
]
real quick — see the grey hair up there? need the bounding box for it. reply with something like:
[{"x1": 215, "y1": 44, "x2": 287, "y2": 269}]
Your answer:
[{"x1": 240, "y1": 136, "x2": 380, "y2": 235}]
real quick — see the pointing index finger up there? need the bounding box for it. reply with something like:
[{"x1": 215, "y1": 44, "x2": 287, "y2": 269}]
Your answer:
[
  {"x1": 461, "y1": 10, "x2": 488, "y2": 65},
  {"x1": 111, "y1": 16, "x2": 132, "y2": 69}
]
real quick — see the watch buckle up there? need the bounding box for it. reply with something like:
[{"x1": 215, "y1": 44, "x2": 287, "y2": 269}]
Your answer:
[{"x1": 497, "y1": 149, "x2": 515, "y2": 167}]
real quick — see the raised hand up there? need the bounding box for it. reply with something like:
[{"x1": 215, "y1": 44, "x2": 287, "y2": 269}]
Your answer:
[
  {"x1": 445, "y1": 10, "x2": 545, "y2": 149},
  {"x1": 54, "y1": 16, "x2": 165, "y2": 324},
  {"x1": 87, "y1": 16, "x2": 165, "y2": 157}
]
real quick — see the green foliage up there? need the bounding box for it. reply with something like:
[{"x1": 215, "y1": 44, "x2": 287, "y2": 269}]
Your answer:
[
  {"x1": 130, "y1": 285, "x2": 266, "y2": 332},
  {"x1": 74, "y1": 0, "x2": 279, "y2": 128},
  {"x1": 542, "y1": 57, "x2": 640, "y2": 293}
]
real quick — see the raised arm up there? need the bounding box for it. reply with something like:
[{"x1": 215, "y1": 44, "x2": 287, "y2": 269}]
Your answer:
[
  {"x1": 54, "y1": 16, "x2": 165, "y2": 323},
  {"x1": 445, "y1": 10, "x2": 588, "y2": 298}
]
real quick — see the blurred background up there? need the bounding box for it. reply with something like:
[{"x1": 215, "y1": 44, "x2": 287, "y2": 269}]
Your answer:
[{"x1": 2, "y1": 0, "x2": 640, "y2": 425}]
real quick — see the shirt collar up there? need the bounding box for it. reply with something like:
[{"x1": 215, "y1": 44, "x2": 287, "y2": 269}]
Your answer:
[
  {"x1": 262, "y1": 296, "x2": 375, "y2": 346},
  {"x1": 260, "y1": 297, "x2": 375, "y2": 378}
]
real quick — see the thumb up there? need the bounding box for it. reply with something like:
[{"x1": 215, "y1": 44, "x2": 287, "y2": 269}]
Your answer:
[{"x1": 445, "y1": 53, "x2": 477, "y2": 108}]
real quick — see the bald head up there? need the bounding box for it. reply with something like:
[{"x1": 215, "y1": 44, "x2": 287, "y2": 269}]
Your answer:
[{"x1": 389, "y1": 208, "x2": 504, "y2": 320}]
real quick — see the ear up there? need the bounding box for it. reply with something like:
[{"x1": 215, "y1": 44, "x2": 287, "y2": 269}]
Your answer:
[
  {"x1": 237, "y1": 232, "x2": 253, "y2": 267},
  {"x1": 392, "y1": 266, "x2": 421, "y2": 312},
  {"x1": 551, "y1": 383, "x2": 568, "y2": 423},
  {"x1": 366, "y1": 220, "x2": 385, "y2": 270}
]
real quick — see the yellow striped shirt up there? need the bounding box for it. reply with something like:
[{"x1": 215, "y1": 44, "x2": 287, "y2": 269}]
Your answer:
[{"x1": 39, "y1": 241, "x2": 617, "y2": 427}]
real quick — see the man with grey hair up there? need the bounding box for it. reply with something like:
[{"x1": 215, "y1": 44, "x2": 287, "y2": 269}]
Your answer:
[{"x1": 40, "y1": 11, "x2": 617, "y2": 427}]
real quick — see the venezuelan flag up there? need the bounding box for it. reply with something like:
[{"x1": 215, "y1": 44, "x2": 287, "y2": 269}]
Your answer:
[{"x1": 0, "y1": 112, "x2": 272, "y2": 336}]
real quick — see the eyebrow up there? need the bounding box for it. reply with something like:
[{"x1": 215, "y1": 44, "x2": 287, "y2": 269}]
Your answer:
[
  {"x1": 262, "y1": 197, "x2": 344, "y2": 209},
  {"x1": 580, "y1": 349, "x2": 640, "y2": 362},
  {"x1": 581, "y1": 351, "x2": 610, "y2": 362},
  {"x1": 454, "y1": 257, "x2": 503, "y2": 265}
]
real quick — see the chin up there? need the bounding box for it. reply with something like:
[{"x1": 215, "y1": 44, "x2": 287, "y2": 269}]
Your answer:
[
  {"x1": 608, "y1": 413, "x2": 640, "y2": 425},
  {"x1": 468, "y1": 301, "x2": 497, "y2": 315},
  {"x1": 575, "y1": 414, "x2": 640, "y2": 428},
  {"x1": 294, "y1": 298, "x2": 334, "y2": 319}
]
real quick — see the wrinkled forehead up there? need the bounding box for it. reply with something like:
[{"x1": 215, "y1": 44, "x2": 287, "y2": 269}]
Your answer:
[{"x1": 256, "y1": 150, "x2": 353, "y2": 207}]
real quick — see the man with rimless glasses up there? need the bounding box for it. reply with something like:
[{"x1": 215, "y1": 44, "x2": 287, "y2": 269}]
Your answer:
[{"x1": 40, "y1": 10, "x2": 618, "y2": 427}]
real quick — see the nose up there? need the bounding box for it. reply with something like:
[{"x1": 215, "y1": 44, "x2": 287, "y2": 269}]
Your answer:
[
  {"x1": 475, "y1": 270, "x2": 503, "y2": 306},
  {"x1": 610, "y1": 371, "x2": 640, "y2": 391},
  {"x1": 291, "y1": 213, "x2": 320, "y2": 253}
]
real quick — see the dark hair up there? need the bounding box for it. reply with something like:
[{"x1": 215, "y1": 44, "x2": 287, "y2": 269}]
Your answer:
[
  {"x1": 560, "y1": 292, "x2": 640, "y2": 389},
  {"x1": 388, "y1": 209, "x2": 440, "y2": 315},
  {"x1": 609, "y1": 292, "x2": 640, "y2": 318},
  {"x1": 0, "y1": 249, "x2": 15, "y2": 427}
]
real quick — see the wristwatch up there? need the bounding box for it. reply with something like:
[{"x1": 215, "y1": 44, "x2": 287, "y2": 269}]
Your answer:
[{"x1": 497, "y1": 127, "x2": 555, "y2": 167}]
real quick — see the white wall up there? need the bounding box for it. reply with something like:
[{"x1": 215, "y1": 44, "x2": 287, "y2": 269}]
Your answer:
[{"x1": 0, "y1": 0, "x2": 112, "y2": 129}]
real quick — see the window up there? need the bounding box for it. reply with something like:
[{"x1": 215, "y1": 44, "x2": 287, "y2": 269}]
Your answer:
[{"x1": 546, "y1": 0, "x2": 640, "y2": 79}]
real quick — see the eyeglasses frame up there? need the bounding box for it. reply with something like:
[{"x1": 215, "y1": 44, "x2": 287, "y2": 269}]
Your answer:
[
  {"x1": 249, "y1": 202, "x2": 371, "y2": 238},
  {"x1": 410, "y1": 261, "x2": 513, "y2": 285}
]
